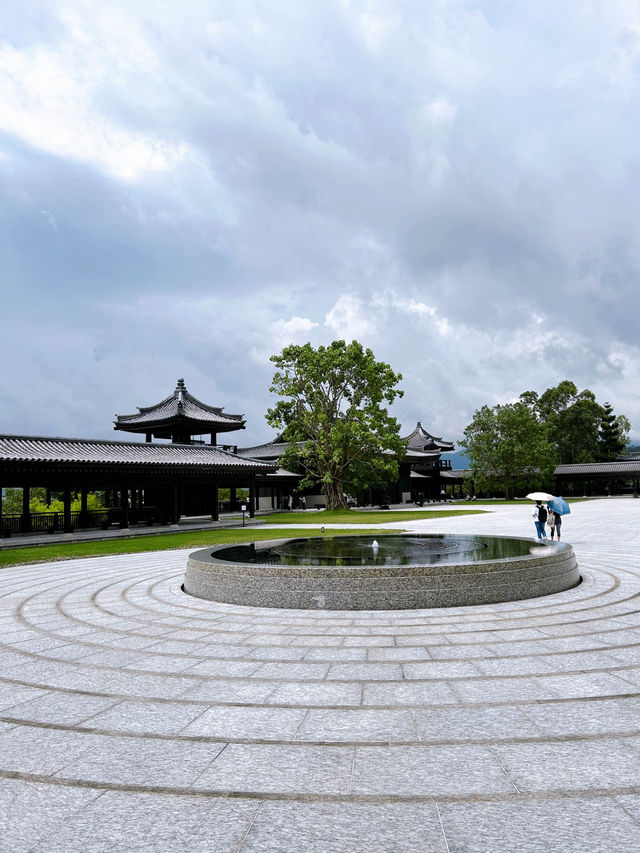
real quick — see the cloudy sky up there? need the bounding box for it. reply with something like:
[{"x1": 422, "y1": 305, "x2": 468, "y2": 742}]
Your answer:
[{"x1": 1, "y1": 0, "x2": 639, "y2": 447}]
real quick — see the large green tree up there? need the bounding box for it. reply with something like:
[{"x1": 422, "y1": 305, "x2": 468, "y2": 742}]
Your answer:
[
  {"x1": 266, "y1": 340, "x2": 404, "y2": 510},
  {"x1": 520, "y1": 381, "x2": 630, "y2": 464},
  {"x1": 460, "y1": 402, "x2": 555, "y2": 499}
]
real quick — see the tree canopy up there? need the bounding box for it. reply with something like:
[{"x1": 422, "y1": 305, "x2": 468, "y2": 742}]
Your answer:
[
  {"x1": 519, "y1": 381, "x2": 630, "y2": 463},
  {"x1": 460, "y1": 402, "x2": 555, "y2": 499},
  {"x1": 462, "y1": 380, "x2": 632, "y2": 497},
  {"x1": 266, "y1": 340, "x2": 404, "y2": 510}
]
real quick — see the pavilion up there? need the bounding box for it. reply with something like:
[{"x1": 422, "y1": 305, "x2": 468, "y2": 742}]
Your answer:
[
  {"x1": 0, "y1": 380, "x2": 276, "y2": 537},
  {"x1": 114, "y1": 377, "x2": 246, "y2": 446}
]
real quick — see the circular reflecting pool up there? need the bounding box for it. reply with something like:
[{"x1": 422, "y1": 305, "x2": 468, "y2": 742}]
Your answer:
[
  {"x1": 215, "y1": 534, "x2": 534, "y2": 567},
  {"x1": 184, "y1": 533, "x2": 580, "y2": 611}
]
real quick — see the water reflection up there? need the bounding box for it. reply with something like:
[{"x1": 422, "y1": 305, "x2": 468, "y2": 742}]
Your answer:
[{"x1": 215, "y1": 534, "x2": 565, "y2": 567}]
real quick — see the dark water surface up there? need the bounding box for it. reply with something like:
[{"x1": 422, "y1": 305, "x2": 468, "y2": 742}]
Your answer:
[{"x1": 214, "y1": 534, "x2": 556, "y2": 567}]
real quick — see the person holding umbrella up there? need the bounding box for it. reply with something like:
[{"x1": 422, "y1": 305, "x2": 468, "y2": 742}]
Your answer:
[
  {"x1": 532, "y1": 501, "x2": 547, "y2": 540},
  {"x1": 526, "y1": 492, "x2": 555, "y2": 541},
  {"x1": 547, "y1": 496, "x2": 570, "y2": 540},
  {"x1": 552, "y1": 510, "x2": 562, "y2": 540}
]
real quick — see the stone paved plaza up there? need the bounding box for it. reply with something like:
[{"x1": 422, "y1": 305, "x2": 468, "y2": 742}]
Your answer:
[{"x1": 1, "y1": 499, "x2": 640, "y2": 851}]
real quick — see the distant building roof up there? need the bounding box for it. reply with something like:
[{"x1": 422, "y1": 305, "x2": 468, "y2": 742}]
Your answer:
[
  {"x1": 402, "y1": 422, "x2": 454, "y2": 453},
  {"x1": 238, "y1": 436, "x2": 442, "y2": 464},
  {"x1": 237, "y1": 436, "x2": 289, "y2": 461},
  {"x1": 114, "y1": 379, "x2": 245, "y2": 438},
  {"x1": 555, "y1": 460, "x2": 640, "y2": 476},
  {"x1": 0, "y1": 434, "x2": 272, "y2": 472}
]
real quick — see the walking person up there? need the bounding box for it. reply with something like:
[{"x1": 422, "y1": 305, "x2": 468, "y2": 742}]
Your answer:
[
  {"x1": 554, "y1": 511, "x2": 562, "y2": 541},
  {"x1": 532, "y1": 501, "x2": 547, "y2": 540},
  {"x1": 547, "y1": 507, "x2": 556, "y2": 540}
]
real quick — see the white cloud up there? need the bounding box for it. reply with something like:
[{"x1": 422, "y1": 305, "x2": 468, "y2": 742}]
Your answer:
[
  {"x1": 2, "y1": 0, "x2": 640, "y2": 444},
  {"x1": 324, "y1": 294, "x2": 377, "y2": 340},
  {"x1": 0, "y1": 12, "x2": 190, "y2": 180}
]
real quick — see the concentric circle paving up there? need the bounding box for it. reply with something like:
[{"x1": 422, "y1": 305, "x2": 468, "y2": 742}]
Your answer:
[{"x1": 1, "y1": 500, "x2": 640, "y2": 851}]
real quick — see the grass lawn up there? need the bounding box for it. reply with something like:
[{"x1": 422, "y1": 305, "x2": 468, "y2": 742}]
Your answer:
[
  {"x1": 0, "y1": 527, "x2": 398, "y2": 568},
  {"x1": 261, "y1": 509, "x2": 486, "y2": 525}
]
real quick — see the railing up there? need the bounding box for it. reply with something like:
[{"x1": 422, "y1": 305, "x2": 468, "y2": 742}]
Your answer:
[{"x1": 1, "y1": 506, "x2": 171, "y2": 538}]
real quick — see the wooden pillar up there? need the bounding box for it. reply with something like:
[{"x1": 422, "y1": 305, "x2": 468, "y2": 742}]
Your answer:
[
  {"x1": 229, "y1": 487, "x2": 236, "y2": 509},
  {"x1": 22, "y1": 486, "x2": 31, "y2": 533},
  {"x1": 210, "y1": 432, "x2": 217, "y2": 446},
  {"x1": 0, "y1": 484, "x2": 3, "y2": 536},
  {"x1": 271, "y1": 486, "x2": 275, "y2": 509},
  {"x1": 63, "y1": 487, "x2": 72, "y2": 533},
  {"x1": 211, "y1": 483, "x2": 219, "y2": 522},
  {"x1": 145, "y1": 433, "x2": 152, "y2": 443},
  {"x1": 171, "y1": 480, "x2": 179, "y2": 524},
  {"x1": 249, "y1": 477, "x2": 255, "y2": 518},
  {"x1": 120, "y1": 487, "x2": 129, "y2": 528}
]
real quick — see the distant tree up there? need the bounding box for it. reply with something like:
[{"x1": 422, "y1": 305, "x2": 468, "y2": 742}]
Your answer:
[
  {"x1": 267, "y1": 340, "x2": 404, "y2": 510},
  {"x1": 1, "y1": 488, "x2": 25, "y2": 514},
  {"x1": 555, "y1": 392, "x2": 604, "y2": 464},
  {"x1": 460, "y1": 402, "x2": 555, "y2": 499},
  {"x1": 519, "y1": 381, "x2": 632, "y2": 464},
  {"x1": 1, "y1": 488, "x2": 106, "y2": 515},
  {"x1": 599, "y1": 402, "x2": 628, "y2": 460}
]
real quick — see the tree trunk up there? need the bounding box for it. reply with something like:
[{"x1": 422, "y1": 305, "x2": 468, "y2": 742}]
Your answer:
[{"x1": 324, "y1": 478, "x2": 347, "y2": 510}]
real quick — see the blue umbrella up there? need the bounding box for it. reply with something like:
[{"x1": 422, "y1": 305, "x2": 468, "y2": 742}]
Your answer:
[{"x1": 547, "y1": 497, "x2": 570, "y2": 515}]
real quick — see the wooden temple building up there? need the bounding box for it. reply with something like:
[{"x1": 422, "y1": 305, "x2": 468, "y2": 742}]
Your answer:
[
  {"x1": 5, "y1": 375, "x2": 632, "y2": 537},
  {"x1": 0, "y1": 380, "x2": 279, "y2": 536}
]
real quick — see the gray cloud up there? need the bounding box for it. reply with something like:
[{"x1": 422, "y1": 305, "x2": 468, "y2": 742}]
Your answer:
[{"x1": 1, "y1": 0, "x2": 639, "y2": 445}]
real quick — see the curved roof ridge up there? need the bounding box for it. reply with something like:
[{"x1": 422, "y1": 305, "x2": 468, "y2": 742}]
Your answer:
[
  {"x1": 401, "y1": 420, "x2": 455, "y2": 452},
  {"x1": 114, "y1": 379, "x2": 245, "y2": 433}
]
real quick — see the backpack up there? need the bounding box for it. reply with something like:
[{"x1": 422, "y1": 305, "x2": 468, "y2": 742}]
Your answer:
[{"x1": 538, "y1": 506, "x2": 547, "y2": 524}]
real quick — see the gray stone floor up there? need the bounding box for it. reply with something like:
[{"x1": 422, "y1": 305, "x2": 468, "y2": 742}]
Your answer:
[{"x1": 1, "y1": 500, "x2": 640, "y2": 850}]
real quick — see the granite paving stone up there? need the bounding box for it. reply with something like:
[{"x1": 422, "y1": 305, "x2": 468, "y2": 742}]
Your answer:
[
  {"x1": 413, "y1": 705, "x2": 542, "y2": 742},
  {"x1": 0, "y1": 777, "x2": 102, "y2": 853},
  {"x1": 362, "y1": 680, "x2": 459, "y2": 706},
  {"x1": 1, "y1": 500, "x2": 640, "y2": 850},
  {"x1": 522, "y1": 696, "x2": 640, "y2": 736},
  {"x1": 327, "y1": 662, "x2": 403, "y2": 681},
  {"x1": 439, "y1": 796, "x2": 640, "y2": 852},
  {"x1": 193, "y1": 743, "x2": 354, "y2": 794},
  {"x1": 3, "y1": 692, "x2": 117, "y2": 725},
  {"x1": 0, "y1": 725, "x2": 104, "y2": 775},
  {"x1": 55, "y1": 734, "x2": 225, "y2": 787},
  {"x1": 239, "y1": 801, "x2": 448, "y2": 852},
  {"x1": 180, "y1": 705, "x2": 306, "y2": 739},
  {"x1": 493, "y1": 738, "x2": 640, "y2": 791},
  {"x1": 267, "y1": 681, "x2": 362, "y2": 706},
  {"x1": 0, "y1": 681, "x2": 50, "y2": 710},
  {"x1": 351, "y1": 744, "x2": 515, "y2": 796},
  {"x1": 31, "y1": 790, "x2": 260, "y2": 853},
  {"x1": 76, "y1": 698, "x2": 210, "y2": 734},
  {"x1": 179, "y1": 678, "x2": 277, "y2": 703},
  {"x1": 295, "y1": 708, "x2": 418, "y2": 742},
  {"x1": 403, "y1": 660, "x2": 483, "y2": 679}
]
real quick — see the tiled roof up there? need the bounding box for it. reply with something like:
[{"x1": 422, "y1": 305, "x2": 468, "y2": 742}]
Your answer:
[
  {"x1": 404, "y1": 449, "x2": 441, "y2": 460},
  {"x1": 237, "y1": 439, "x2": 290, "y2": 460},
  {"x1": 239, "y1": 440, "x2": 441, "y2": 463},
  {"x1": 402, "y1": 421, "x2": 454, "y2": 452},
  {"x1": 555, "y1": 460, "x2": 640, "y2": 476},
  {"x1": 115, "y1": 379, "x2": 244, "y2": 430},
  {"x1": 0, "y1": 435, "x2": 274, "y2": 470}
]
